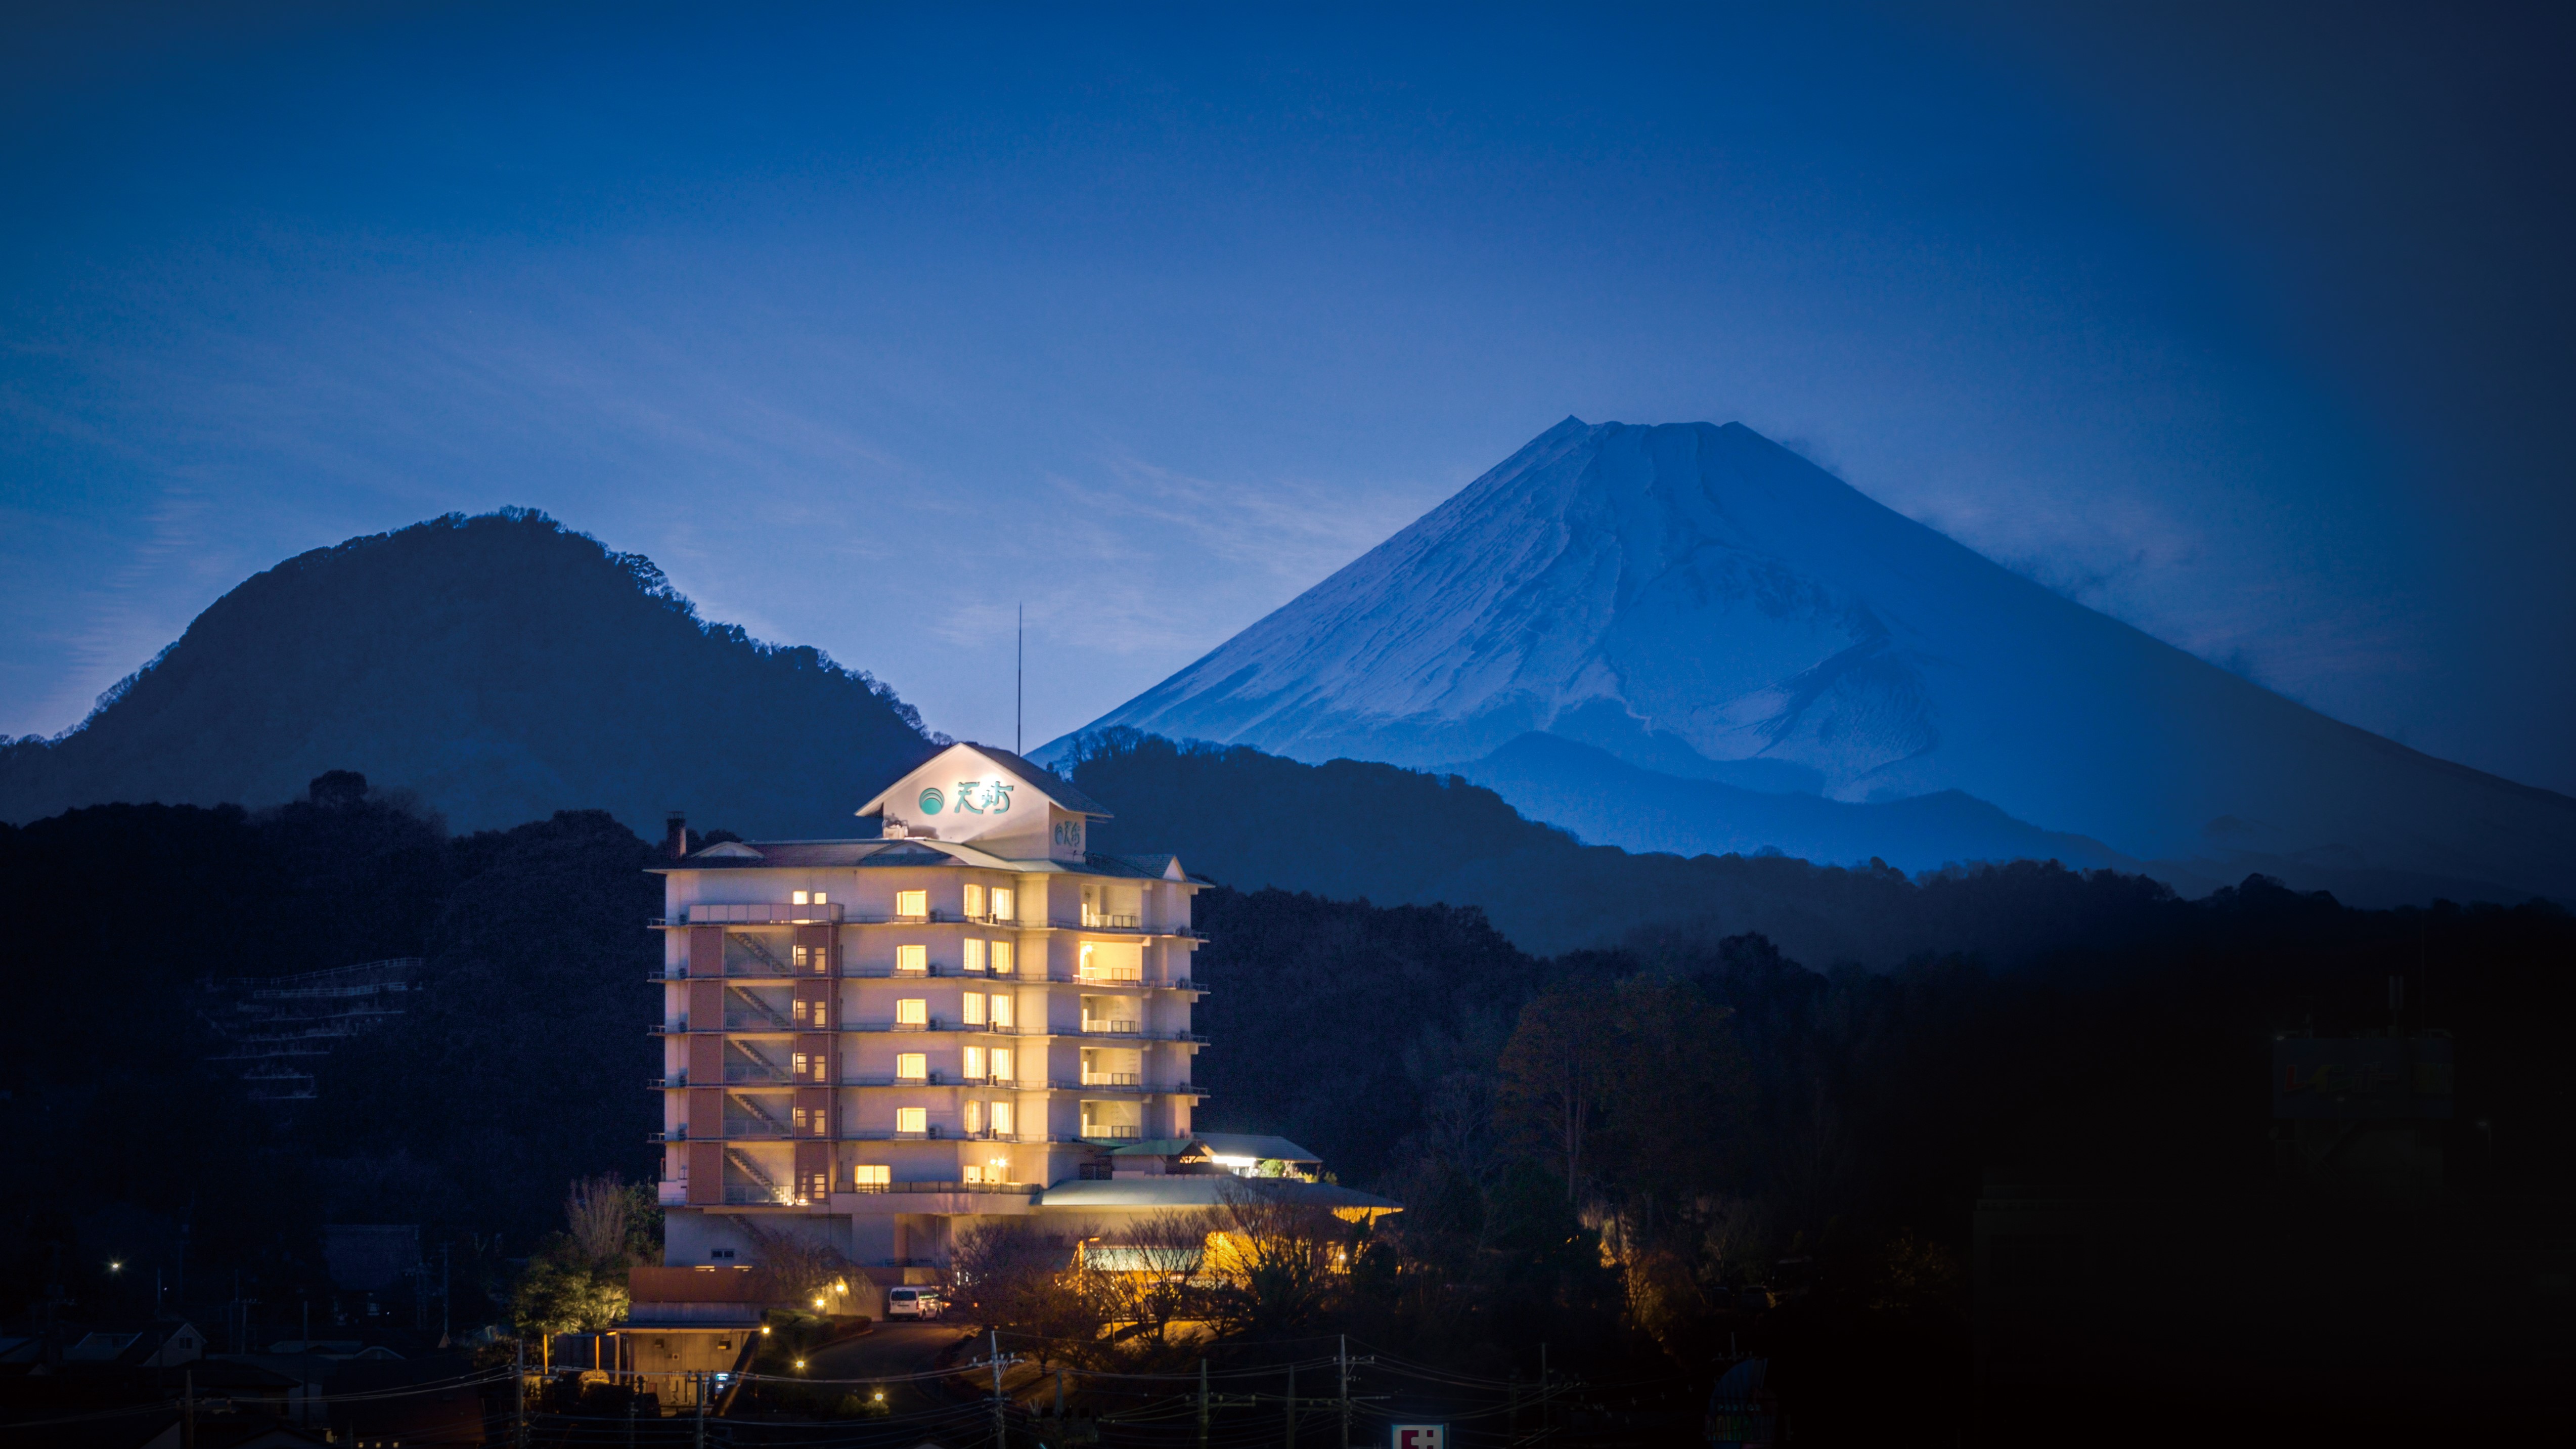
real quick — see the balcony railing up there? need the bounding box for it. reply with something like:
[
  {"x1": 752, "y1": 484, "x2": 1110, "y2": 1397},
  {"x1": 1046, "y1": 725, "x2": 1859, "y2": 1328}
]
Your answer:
[
  {"x1": 1080, "y1": 1125, "x2": 1144, "y2": 1141},
  {"x1": 721, "y1": 1011, "x2": 798, "y2": 1032},
  {"x1": 720, "y1": 1184, "x2": 804, "y2": 1206},
  {"x1": 1080, "y1": 1020, "x2": 1139, "y2": 1035},
  {"x1": 1080, "y1": 912, "x2": 1143, "y2": 930},
  {"x1": 1077, "y1": 967, "x2": 1143, "y2": 985},
  {"x1": 680, "y1": 902, "x2": 846, "y2": 926},
  {"x1": 1080, "y1": 1071, "x2": 1142, "y2": 1087},
  {"x1": 850, "y1": 1179, "x2": 1034, "y2": 1195}
]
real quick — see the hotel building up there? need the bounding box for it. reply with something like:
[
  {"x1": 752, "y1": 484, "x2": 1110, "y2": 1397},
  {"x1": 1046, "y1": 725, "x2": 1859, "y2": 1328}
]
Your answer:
[{"x1": 652, "y1": 743, "x2": 1221, "y2": 1275}]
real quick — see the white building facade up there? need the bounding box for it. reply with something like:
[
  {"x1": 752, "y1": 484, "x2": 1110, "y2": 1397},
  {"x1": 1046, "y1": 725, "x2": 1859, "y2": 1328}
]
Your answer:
[{"x1": 652, "y1": 743, "x2": 1211, "y2": 1277}]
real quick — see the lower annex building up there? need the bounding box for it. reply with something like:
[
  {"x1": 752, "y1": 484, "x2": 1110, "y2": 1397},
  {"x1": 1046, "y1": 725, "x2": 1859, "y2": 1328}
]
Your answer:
[{"x1": 650, "y1": 742, "x2": 1391, "y2": 1300}]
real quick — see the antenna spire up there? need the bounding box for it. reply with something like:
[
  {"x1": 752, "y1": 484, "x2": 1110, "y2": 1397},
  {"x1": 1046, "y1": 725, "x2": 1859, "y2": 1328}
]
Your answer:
[{"x1": 1016, "y1": 603, "x2": 1024, "y2": 757}]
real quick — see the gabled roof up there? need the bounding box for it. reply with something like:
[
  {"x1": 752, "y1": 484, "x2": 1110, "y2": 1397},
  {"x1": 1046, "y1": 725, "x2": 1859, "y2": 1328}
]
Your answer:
[
  {"x1": 1193, "y1": 1132, "x2": 1321, "y2": 1164},
  {"x1": 854, "y1": 741, "x2": 1114, "y2": 820}
]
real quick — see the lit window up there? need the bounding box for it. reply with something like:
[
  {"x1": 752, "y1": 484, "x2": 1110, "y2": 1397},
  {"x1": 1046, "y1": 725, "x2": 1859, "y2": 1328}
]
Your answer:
[
  {"x1": 962, "y1": 939, "x2": 987, "y2": 974},
  {"x1": 814, "y1": 891, "x2": 828, "y2": 905},
  {"x1": 991, "y1": 888, "x2": 1014, "y2": 923},
  {"x1": 962, "y1": 992, "x2": 986, "y2": 1025},
  {"x1": 963, "y1": 884, "x2": 986, "y2": 917},
  {"x1": 990, "y1": 994, "x2": 1014, "y2": 1029},
  {"x1": 963, "y1": 1045, "x2": 986, "y2": 1078},
  {"x1": 963, "y1": 1163, "x2": 984, "y2": 1183},
  {"x1": 791, "y1": 891, "x2": 810, "y2": 906},
  {"x1": 896, "y1": 1107, "x2": 926, "y2": 1134},
  {"x1": 896, "y1": 998, "x2": 927, "y2": 1025},
  {"x1": 895, "y1": 890, "x2": 927, "y2": 919},
  {"x1": 964, "y1": 1100, "x2": 985, "y2": 1134},
  {"x1": 854, "y1": 1164, "x2": 890, "y2": 1189},
  {"x1": 991, "y1": 1101, "x2": 1014, "y2": 1134},
  {"x1": 991, "y1": 1047, "x2": 1014, "y2": 1082},
  {"x1": 792, "y1": 1052, "x2": 811, "y2": 1077},
  {"x1": 896, "y1": 1053, "x2": 926, "y2": 1081},
  {"x1": 896, "y1": 944, "x2": 927, "y2": 974},
  {"x1": 991, "y1": 941, "x2": 1014, "y2": 976}
]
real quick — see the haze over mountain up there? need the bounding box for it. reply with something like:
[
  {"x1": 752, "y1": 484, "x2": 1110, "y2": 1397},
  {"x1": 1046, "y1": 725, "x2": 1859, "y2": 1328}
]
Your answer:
[
  {"x1": 0, "y1": 511, "x2": 939, "y2": 837},
  {"x1": 1055, "y1": 419, "x2": 2576, "y2": 903}
]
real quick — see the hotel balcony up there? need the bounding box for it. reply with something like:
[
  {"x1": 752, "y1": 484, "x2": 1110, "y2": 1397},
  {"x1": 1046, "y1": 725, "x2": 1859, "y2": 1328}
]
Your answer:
[
  {"x1": 849, "y1": 1179, "x2": 1035, "y2": 1196},
  {"x1": 1079, "y1": 1019, "x2": 1138, "y2": 1035},
  {"x1": 844, "y1": 961, "x2": 1017, "y2": 980},
  {"x1": 668, "y1": 902, "x2": 847, "y2": 926},
  {"x1": 1080, "y1": 1070, "x2": 1141, "y2": 1087}
]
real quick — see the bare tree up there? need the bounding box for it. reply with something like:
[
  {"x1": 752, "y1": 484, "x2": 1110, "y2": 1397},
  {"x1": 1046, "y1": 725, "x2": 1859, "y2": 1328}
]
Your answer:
[
  {"x1": 1078, "y1": 1209, "x2": 1222, "y2": 1367},
  {"x1": 1201, "y1": 1179, "x2": 1349, "y2": 1337},
  {"x1": 732, "y1": 1216, "x2": 870, "y2": 1313},
  {"x1": 565, "y1": 1174, "x2": 632, "y2": 1267},
  {"x1": 952, "y1": 1217, "x2": 1097, "y2": 1369}
]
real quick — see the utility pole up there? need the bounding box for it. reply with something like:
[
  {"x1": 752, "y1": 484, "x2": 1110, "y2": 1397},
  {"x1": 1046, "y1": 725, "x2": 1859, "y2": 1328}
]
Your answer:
[
  {"x1": 1539, "y1": 1342, "x2": 1549, "y2": 1439},
  {"x1": 991, "y1": 1328, "x2": 1006, "y2": 1449},
  {"x1": 1338, "y1": 1336, "x2": 1350, "y2": 1449},
  {"x1": 1198, "y1": 1359, "x2": 1210, "y2": 1449},
  {"x1": 696, "y1": 1372, "x2": 708, "y2": 1448},
  {"x1": 181, "y1": 1370, "x2": 196, "y2": 1449},
  {"x1": 1284, "y1": 1362, "x2": 1295, "y2": 1448},
  {"x1": 514, "y1": 1335, "x2": 528, "y2": 1449}
]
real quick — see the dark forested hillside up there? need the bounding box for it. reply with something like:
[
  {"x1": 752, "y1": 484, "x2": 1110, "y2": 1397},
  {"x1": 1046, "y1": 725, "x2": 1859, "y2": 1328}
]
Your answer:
[
  {"x1": 0, "y1": 510, "x2": 939, "y2": 837},
  {"x1": 1071, "y1": 730, "x2": 2193, "y2": 963},
  {"x1": 0, "y1": 775, "x2": 660, "y2": 1330}
]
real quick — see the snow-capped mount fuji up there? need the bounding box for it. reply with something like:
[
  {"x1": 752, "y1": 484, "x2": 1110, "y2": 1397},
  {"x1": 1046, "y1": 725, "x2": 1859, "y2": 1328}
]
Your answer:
[{"x1": 1055, "y1": 418, "x2": 2576, "y2": 902}]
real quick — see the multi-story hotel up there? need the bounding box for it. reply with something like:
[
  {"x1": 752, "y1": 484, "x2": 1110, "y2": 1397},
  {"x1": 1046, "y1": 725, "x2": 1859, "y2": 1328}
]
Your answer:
[{"x1": 653, "y1": 743, "x2": 1236, "y2": 1276}]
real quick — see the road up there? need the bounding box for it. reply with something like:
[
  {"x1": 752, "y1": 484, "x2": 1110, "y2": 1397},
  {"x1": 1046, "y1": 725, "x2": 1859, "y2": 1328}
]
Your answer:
[{"x1": 798, "y1": 1319, "x2": 982, "y2": 1418}]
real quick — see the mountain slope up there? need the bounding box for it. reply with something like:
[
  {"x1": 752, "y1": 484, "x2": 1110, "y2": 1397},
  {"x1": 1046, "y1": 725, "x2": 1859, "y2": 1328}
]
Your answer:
[
  {"x1": 1452, "y1": 731, "x2": 2142, "y2": 873},
  {"x1": 0, "y1": 510, "x2": 938, "y2": 835},
  {"x1": 1058, "y1": 419, "x2": 2576, "y2": 902}
]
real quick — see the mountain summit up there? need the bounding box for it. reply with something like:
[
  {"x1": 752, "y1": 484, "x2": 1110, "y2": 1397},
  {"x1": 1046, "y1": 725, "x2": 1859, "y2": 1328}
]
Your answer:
[
  {"x1": 0, "y1": 510, "x2": 938, "y2": 836},
  {"x1": 1058, "y1": 419, "x2": 2576, "y2": 900}
]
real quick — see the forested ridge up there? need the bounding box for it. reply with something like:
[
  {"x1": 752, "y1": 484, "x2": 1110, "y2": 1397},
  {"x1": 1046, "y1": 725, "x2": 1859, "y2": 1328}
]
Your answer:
[{"x1": 5, "y1": 765, "x2": 2571, "y2": 1441}]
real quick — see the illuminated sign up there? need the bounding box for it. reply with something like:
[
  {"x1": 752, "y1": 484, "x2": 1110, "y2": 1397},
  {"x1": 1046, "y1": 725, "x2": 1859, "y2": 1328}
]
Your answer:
[
  {"x1": 918, "y1": 780, "x2": 1014, "y2": 816},
  {"x1": 1393, "y1": 1429, "x2": 1446, "y2": 1449}
]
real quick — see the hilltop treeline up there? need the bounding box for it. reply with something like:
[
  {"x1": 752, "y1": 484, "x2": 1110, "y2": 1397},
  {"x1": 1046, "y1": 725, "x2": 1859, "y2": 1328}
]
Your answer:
[
  {"x1": 0, "y1": 509, "x2": 939, "y2": 836},
  {"x1": 1072, "y1": 729, "x2": 2196, "y2": 963}
]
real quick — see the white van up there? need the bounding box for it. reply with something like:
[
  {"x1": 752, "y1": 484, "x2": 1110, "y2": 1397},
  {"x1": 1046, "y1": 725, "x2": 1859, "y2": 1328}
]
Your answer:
[{"x1": 885, "y1": 1287, "x2": 946, "y2": 1321}]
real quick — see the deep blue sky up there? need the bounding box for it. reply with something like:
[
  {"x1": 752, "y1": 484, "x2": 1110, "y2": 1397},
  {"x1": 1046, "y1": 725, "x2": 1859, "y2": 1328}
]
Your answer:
[{"x1": 6, "y1": 2, "x2": 2572, "y2": 793}]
